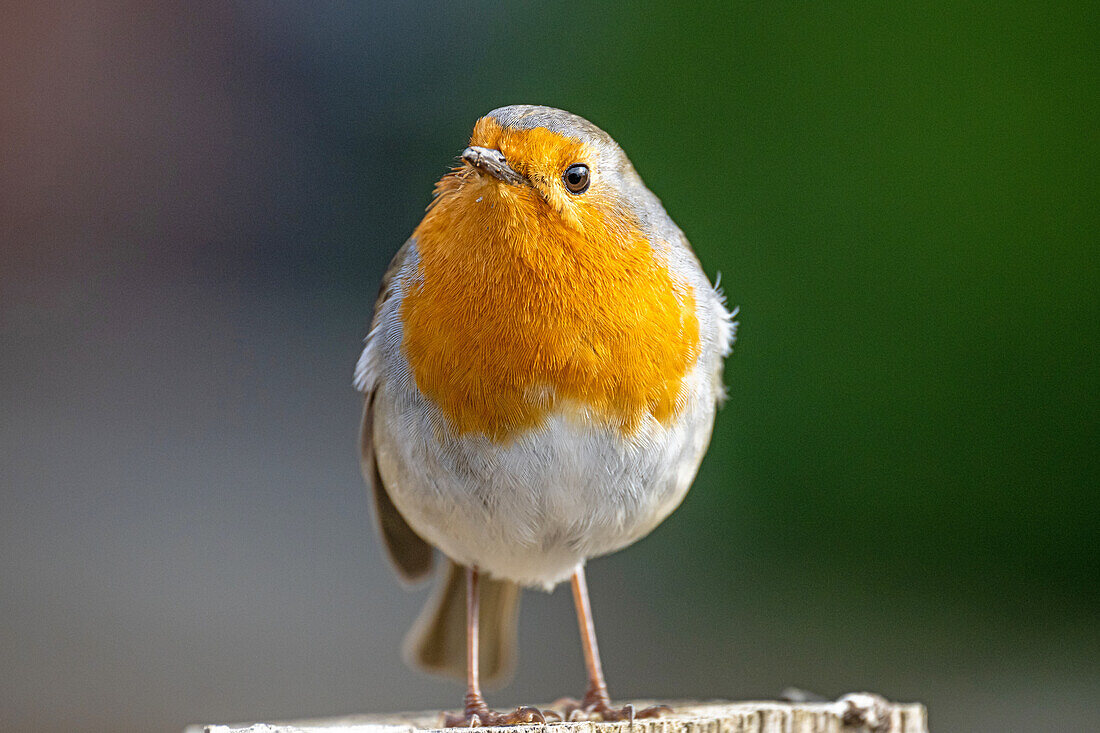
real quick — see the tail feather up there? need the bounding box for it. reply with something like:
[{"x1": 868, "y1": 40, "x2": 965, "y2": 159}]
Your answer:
[{"x1": 403, "y1": 560, "x2": 521, "y2": 687}]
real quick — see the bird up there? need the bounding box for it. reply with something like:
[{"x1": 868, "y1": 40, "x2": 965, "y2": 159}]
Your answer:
[{"x1": 354, "y1": 105, "x2": 734, "y2": 726}]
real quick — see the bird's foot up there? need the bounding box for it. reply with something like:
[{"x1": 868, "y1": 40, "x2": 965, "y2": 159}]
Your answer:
[
  {"x1": 444, "y1": 693, "x2": 553, "y2": 727},
  {"x1": 553, "y1": 692, "x2": 672, "y2": 722}
]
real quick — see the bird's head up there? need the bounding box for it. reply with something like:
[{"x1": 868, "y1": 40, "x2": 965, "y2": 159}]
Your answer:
[{"x1": 426, "y1": 105, "x2": 656, "y2": 244}]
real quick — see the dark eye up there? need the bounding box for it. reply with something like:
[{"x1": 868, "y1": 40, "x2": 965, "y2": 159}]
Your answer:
[{"x1": 563, "y1": 163, "x2": 590, "y2": 194}]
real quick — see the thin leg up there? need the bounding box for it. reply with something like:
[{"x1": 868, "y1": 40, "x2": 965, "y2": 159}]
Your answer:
[
  {"x1": 562, "y1": 565, "x2": 671, "y2": 722},
  {"x1": 463, "y1": 566, "x2": 487, "y2": 720},
  {"x1": 443, "y1": 566, "x2": 547, "y2": 727},
  {"x1": 571, "y1": 565, "x2": 611, "y2": 708}
]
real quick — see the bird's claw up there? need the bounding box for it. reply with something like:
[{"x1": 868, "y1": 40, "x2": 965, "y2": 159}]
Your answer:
[
  {"x1": 553, "y1": 697, "x2": 672, "y2": 722},
  {"x1": 444, "y1": 704, "x2": 550, "y2": 728}
]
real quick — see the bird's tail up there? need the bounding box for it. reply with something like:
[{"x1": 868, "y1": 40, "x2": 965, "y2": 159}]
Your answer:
[{"x1": 403, "y1": 560, "x2": 521, "y2": 687}]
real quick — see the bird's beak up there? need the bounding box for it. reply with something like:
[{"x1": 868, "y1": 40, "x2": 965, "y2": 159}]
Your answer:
[{"x1": 461, "y1": 146, "x2": 527, "y2": 186}]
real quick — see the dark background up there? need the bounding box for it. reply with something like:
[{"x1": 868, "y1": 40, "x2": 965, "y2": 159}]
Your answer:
[{"x1": 2, "y1": 3, "x2": 1096, "y2": 732}]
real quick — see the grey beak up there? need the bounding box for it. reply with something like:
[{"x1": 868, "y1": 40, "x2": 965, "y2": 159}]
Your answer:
[{"x1": 461, "y1": 146, "x2": 527, "y2": 185}]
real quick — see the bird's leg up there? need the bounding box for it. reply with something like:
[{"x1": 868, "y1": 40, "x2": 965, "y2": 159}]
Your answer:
[
  {"x1": 458, "y1": 565, "x2": 491, "y2": 723},
  {"x1": 443, "y1": 566, "x2": 548, "y2": 727},
  {"x1": 572, "y1": 564, "x2": 612, "y2": 711},
  {"x1": 558, "y1": 566, "x2": 671, "y2": 722}
]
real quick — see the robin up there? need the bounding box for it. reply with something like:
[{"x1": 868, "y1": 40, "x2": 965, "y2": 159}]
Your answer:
[{"x1": 355, "y1": 105, "x2": 734, "y2": 726}]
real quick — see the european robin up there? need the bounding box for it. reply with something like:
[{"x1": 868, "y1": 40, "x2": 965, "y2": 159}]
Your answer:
[{"x1": 354, "y1": 105, "x2": 734, "y2": 726}]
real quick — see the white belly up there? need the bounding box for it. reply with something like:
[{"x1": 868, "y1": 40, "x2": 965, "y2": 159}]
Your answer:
[{"x1": 371, "y1": 367, "x2": 717, "y2": 590}]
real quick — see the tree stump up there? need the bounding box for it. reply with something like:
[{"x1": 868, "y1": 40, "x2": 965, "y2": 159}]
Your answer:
[{"x1": 189, "y1": 696, "x2": 928, "y2": 733}]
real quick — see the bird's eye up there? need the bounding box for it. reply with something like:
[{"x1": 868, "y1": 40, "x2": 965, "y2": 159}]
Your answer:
[{"x1": 563, "y1": 164, "x2": 590, "y2": 194}]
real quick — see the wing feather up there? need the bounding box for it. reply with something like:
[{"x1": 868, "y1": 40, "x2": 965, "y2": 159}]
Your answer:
[{"x1": 357, "y1": 239, "x2": 433, "y2": 581}]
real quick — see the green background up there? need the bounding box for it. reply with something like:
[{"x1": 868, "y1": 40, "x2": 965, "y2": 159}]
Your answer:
[{"x1": 2, "y1": 3, "x2": 1096, "y2": 732}]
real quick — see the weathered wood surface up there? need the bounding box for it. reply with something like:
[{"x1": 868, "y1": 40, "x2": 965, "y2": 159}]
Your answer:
[{"x1": 190, "y1": 697, "x2": 928, "y2": 733}]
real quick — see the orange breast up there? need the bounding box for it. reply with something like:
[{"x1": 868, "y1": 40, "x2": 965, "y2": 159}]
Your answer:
[{"x1": 400, "y1": 125, "x2": 700, "y2": 441}]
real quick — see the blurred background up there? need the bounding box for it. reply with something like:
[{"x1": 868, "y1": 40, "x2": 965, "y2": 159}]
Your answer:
[{"x1": 2, "y1": 2, "x2": 1096, "y2": 732}]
